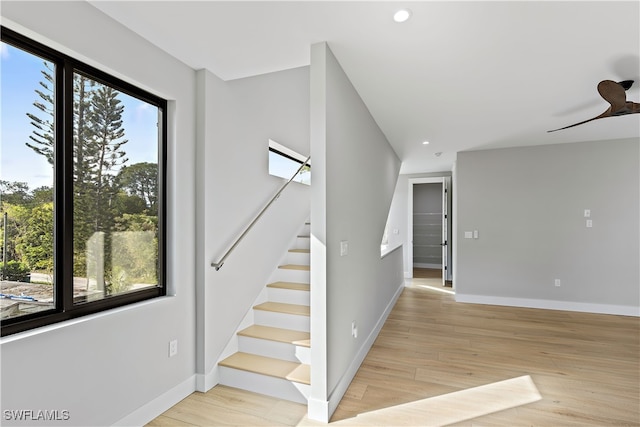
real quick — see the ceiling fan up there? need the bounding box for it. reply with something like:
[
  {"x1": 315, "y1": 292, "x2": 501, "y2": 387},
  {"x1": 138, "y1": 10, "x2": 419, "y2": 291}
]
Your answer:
[{"x1": 548, "y1": 80, "x2": 640, "y2": 132}]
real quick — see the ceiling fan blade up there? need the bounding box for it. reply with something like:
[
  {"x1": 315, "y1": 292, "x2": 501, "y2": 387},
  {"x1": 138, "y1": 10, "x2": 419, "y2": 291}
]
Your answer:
[
  {"x1": 598, "y1": 80, "x2": 627, "y2": 112},
  {"x1": 547, "y1": 109, "x2": 611, "y2": 133},
  {"x1": 619, "y1": 80, "x2": 634, "y2": 90}
]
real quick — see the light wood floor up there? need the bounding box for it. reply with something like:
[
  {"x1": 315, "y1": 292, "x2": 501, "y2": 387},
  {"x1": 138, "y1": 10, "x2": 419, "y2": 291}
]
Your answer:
[{"x1": 148, "y1": 280, "x2": 640, "y2": 426}]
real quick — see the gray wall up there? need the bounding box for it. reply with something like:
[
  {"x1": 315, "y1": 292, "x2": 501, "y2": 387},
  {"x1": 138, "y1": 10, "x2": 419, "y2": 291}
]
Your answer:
[
  {"x1": 309, "y1": 43, "x2": 403, "y2": 421},
  {"x1": 455, "y1": 138, "x2": 639, "y2": 314},
  {"x1": 1, "y1": 2, "x2": 197, "y2": 425}
]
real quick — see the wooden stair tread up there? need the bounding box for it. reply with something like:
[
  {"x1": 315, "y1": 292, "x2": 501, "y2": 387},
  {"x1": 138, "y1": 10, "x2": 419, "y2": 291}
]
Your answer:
[
  {"x1": 288, "y1": 248, "x2": 310, "y2": 253},
  {"x1": 278, "y1": 264, "x2": 310, "y2": 271},
  {"x1": 238, "y1": 325, "x2": 310, "y2": 347},
  {"x1": 219, "y1": 352, "x2": 310, "y2": 385},
  {"x1": 267, "y1": 281, "x2": 310, "y2": 291},
  {"x1": 254, "y1": 302, "x2": 310, "y2": 316}
]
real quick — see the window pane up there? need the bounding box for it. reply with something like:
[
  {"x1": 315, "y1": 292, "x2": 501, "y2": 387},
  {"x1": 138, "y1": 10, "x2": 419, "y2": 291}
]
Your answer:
[
  {"x1": 72, "y1": 72, "x2": 160, "y2": 303},
  {"x1": 1, "y1": 42, "x2": 56, "y2": 319},
  {"x1": 268, "y1": 151, "x2": 311, "y2": 185}
]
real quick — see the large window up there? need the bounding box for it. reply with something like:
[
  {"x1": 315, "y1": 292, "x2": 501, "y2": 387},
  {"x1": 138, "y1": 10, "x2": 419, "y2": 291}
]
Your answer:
[{"x1": 1, "y1": 28, "x2": 166, "y2": 336}]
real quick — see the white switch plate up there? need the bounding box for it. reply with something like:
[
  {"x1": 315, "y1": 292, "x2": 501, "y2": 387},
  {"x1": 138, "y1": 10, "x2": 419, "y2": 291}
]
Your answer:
[
  {"x1": 169, "y1": 340, "x2": 178, "y2": 357},
  {"x1": 340, "y1": 240, "x2": 349, "y2": 256},
  {"x1": 586, "y1": 220, "x2": 593, "y2": 228},
  {"x1": 464, "y1": 231, "x2": 473, "y2": 239},
  {"x1": 584, "y1": 209, "x2": 591, "y2": 218},
  {"x1": 554, "y1": 279, "x2": 561, "y2": 287},
  {"x1": 473, "y1": 230, "x2": 479, "y2": 239}
]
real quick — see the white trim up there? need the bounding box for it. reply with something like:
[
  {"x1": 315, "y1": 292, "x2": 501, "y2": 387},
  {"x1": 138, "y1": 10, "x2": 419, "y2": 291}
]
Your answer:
[
  {"x1": 455, "y1": 294, "x2": 640, "y2": 317},
  {"x1": 324, "y1": 280, "x2": 405, "y2": 420},
  {"x1": 407, "y1": 177, "x2": 445, "y2": 279},
  {"x1": 308, "y1": 398, "x2": 330, "y2": 423},
  {"x1": 112, "y1": 375, "x2": 196, "y2": 426},
  {"x1": 196, "y1": 366, "x2": 220, "y2": 393},
  {"x1": 380, "y1": 242, "x2": 403, "y2": 259}
]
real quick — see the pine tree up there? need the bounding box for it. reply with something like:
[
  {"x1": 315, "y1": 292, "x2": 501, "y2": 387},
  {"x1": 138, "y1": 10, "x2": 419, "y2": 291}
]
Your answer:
[
  {"x1": 86, "y1": 84, "x2": 129, "y2": 233},
  {"x1": 25, "y1": 62, "x2": 55, "y2": 165}
]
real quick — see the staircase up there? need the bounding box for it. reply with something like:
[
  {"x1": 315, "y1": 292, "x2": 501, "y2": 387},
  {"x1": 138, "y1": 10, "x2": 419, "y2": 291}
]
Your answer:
[{"x1": 218, "y1": 222, "x2": 311, "y2": 404}]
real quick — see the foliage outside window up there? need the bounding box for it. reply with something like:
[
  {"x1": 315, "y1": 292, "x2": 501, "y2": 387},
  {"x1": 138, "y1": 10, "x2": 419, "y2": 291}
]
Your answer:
[{"x1": 1, "y1": 28, "x2": 166, "y2": 336}]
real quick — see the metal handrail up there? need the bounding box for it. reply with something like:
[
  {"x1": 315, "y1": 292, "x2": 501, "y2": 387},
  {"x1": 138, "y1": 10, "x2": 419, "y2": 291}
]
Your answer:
[{"x1": 211, "y1": 156, "x2": 311, "y2": 271}]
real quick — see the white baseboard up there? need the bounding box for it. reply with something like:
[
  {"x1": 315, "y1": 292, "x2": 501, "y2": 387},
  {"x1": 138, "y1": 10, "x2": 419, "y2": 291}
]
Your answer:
[
  {"x1": 322, "y1": 280, "x2": 405, "y2": 421},
  {"x1": 196, "y1": 365, "x2": 219, "y2": 393},
  {"x1": 455, "y1": 294, "x2": 640, "y2": 317},
  {"x1": 113, "y1": 375, "x2": 196, "y2": 426},
  {"x1": 308, "y1": 397, "x2": 330, "y2": 423}
]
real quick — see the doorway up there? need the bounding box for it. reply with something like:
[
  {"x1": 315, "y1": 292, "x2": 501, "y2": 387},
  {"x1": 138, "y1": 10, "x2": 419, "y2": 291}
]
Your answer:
[{"x1": 408, "y1": 177, "x2": 452, "y2": 288}]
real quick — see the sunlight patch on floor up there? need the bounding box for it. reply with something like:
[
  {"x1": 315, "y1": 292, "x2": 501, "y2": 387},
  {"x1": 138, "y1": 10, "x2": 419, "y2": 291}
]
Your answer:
[{"x1": 299, "y1": 376, "x2": 541, "y2": 426}]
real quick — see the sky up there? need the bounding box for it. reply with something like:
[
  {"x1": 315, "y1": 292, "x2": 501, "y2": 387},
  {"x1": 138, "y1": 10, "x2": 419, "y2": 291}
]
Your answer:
[{"x1": 1, "y1": 41, "x2": 159, "y2": 191}]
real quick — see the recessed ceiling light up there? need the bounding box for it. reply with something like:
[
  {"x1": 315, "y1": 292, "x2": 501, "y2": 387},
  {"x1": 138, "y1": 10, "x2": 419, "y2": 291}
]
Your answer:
[
  {"x1": 393, "y1": 9, "x2": 412, "y2": 23},
  {"x1": 422, "y1": 141, "x2": 430, "y2": 145}
]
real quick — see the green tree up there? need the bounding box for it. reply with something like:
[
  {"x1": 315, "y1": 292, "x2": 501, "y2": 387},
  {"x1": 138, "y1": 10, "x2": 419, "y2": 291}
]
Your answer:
[
  {"x1": 15, "y1": 202, "x2": 53, "y2": 273},
  {"x1": 86, "y1": 84, "x2": 128, "y2": 233},
  {"x1": 25, "y1": 62, "x2": 55, "y2": 165},
  {"x1": 116, "y1": 162, "x2": 157, "y2": 211}
]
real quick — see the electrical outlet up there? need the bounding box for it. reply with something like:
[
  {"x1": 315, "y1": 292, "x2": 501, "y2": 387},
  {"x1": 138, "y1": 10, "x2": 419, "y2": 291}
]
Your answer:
[
  {"x1": 351, "y1": 321, "x2": 358, "y2": 339},
  {"x1": 169, "y1": 339, "x2": 178, "y2": 357}
]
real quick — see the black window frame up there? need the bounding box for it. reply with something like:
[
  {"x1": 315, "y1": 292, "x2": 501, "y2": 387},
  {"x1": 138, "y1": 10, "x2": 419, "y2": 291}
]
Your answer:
[{"x1": 1, "y1": 27, "x2": 167, "y2": 337}]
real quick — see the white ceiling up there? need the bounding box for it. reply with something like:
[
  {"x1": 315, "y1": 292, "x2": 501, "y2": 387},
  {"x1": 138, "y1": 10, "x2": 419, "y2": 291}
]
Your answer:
[{"x1": 90, "y1": 1, "x2": 640, "y2": 174}]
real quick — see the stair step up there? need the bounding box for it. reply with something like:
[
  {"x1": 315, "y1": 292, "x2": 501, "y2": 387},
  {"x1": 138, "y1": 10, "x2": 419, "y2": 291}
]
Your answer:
[
  {"x1": 238, "y1": 325, "x2": 310, "y2": 347},
  {"x1": 279, "y1": 264, "x2": 310, "y2": 271},
  {"x1": 267, "y1": 281, "x2": 310, "y2": 292},
  {"x1": 219, "y1": 352, "x2": 310, "y2": 385},
  {"x1": 288, "y1": 248, "x2": 310, "y2": 253},
  {"x1": 253, "y1": 302, "x2": 309, "y2": 316}
]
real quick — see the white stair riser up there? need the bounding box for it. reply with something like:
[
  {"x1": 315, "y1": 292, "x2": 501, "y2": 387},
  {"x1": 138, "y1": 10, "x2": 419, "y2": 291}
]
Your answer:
[
  {"x1": 290, "y1": 236, "x2": 310, "y2": 250},
  {"x1": 296, "y1": 345, "x2": 311, "y2": 365},
  {"x1": 286, "y1": 252, "x2": 310, "y2": 265},
  {"x1": 267, "y1": 287, "x2": 310, "y2": 305},
  {"x1": 254, "y1": 310, "x2": 310, "y2": 332},
  {"x1": 274, "y1": 269, "x2": 310, "y2": 283},
  {"x1": 238, "y1": 336, "x2": 303, "y2": 362},
  {"x1": 219, "y1": 367, "x2": 309, "y2": 404}
]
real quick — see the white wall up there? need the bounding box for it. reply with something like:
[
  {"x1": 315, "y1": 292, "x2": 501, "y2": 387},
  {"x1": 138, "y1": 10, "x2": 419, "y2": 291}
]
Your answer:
[
  {"x1": 455, "y1": 138, "x2": 640, "y2": 315},
  {"x1": 1, "y1": 2, "x2": 197, "y2": 425},
  {"x1": 309, "y1": 43, "x2": 403, "y2": 421},
  {"x1": 196, "y1": 67, "x2": 310, "y2": 388}
]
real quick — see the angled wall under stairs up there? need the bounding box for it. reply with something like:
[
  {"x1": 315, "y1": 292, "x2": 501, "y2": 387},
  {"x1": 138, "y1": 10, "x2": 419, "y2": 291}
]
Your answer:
[{"x1": 218, "y1": 221, "x2": 311, "y2": 404}]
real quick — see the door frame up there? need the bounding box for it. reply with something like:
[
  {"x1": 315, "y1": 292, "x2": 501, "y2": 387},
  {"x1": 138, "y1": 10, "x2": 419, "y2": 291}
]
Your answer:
[{"x1": 407, "y1": 177, "x2": 452, "y2": 283}]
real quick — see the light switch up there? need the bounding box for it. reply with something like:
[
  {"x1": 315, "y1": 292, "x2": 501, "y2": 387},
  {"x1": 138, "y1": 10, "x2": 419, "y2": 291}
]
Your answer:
[
  {"x1": 340, "y1": 240, "x2": 349, "y2": 256},
  {"x1": 586, "y1": 220, "x2": 593, "y2": 228},
  {"x1": 464, "y1": 231, "x2": 473, "y2": 239},
  {"x1": 584, "y1": 209, "x2": 591, "y2": 218},
  {"x1": 473, "y1": 230, "x2": 479, "y2": 239}
]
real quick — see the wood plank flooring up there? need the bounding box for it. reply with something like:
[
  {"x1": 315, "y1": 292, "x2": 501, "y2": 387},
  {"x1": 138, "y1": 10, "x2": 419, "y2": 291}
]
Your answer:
[{"x1": 147, "y1": 280, "x2": 639, "y2": 426}]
